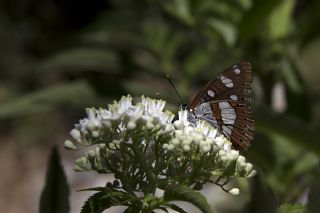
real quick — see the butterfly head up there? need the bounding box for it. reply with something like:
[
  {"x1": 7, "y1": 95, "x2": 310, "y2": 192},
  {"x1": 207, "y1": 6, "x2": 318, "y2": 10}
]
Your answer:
[{"x1": 179, "y1": 104, "x2": 189, "y2": 110}]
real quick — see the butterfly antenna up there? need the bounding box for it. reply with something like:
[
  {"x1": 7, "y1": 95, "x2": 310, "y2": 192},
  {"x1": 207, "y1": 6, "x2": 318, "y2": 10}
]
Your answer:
[{"x1": 166, "y1": 74, "x2": 184, "y2": 105}]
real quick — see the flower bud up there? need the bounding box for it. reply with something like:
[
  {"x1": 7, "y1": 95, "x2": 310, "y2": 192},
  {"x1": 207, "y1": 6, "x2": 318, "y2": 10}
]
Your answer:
[
  {"x1": 247, "y1": 170, "x2": 257, "y2": 178},
  {"x1": 229, "y1": 150, "x2": 239, "y2": 161},
  {"x1": 91, "y1": 130, "x2": 99, "y2": 138},
  {"x1": 108, "y1": 143, "x2": 116, "y2": 149},
  {"x1": 87, "y1": 150, "x2": 96, "y2": 158},
  {"x1": 127, "y1": 121, "x2": 136, "y2": 130},
  {"x1": 146, "y1": 121, "x2": 154, "y2": 129},
  {"x1": 167, "y1": 144, "x2": 174, "y2": 151},
  {"x1": 245, "y1": 163, "x2": 253, "y2": 173},
  {"x1": 237, "y1": 156, "x2": 246, "y2": 163},
  {"x1": 74, "y1": 156, "x2": 90, "y2": 172},
  {"x1": 70, "y1": 129, "x2": 81, "y2": 142},
  {"x1": 171, "y1": 138, "x2": 180, "y2": 145},
  {"x1": 173, "y1": 120, "x2": 183, "y2": 129},
  {"x1": 64, "y1": 140, "x2": 77, "y2": 150},
  {"x1": 228, "y1": 188, "x2": 240, "y2": 195},
  {"x1": 86, "y1": 122, "x2": 96, "y2": 131},
  {"x1": 219, "y1": 150, "x2": 226, "y2": 156},
  {"x1": 183, "y1": 145, "x2": 190, "y2": 151}
]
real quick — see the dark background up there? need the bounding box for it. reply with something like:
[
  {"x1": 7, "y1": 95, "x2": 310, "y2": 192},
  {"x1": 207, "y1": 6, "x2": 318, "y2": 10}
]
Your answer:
[{"x1": 0, "y1": 0, "x2": 320, "y2": 212}]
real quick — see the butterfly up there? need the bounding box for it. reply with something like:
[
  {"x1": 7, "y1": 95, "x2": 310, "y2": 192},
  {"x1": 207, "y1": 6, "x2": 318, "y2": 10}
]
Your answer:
[{"x1": 185, "y1": 61, "x2": 254, "y2": 150}]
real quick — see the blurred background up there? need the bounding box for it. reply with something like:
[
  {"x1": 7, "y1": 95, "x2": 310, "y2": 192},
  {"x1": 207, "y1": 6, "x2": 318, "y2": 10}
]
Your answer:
[{"x1": 1, "y1": 0, "x2": 320, "y2": 212}]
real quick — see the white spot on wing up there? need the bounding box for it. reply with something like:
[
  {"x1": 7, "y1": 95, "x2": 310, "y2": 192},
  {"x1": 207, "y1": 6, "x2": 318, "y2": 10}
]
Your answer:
[
  {"x1": 221, "y1": 108, "x2": 236, "y2": 114},
  {"x1": 234, "y1": 68, "x2": 241, "y2": 74},
  {"x1": 220, "y1": 75, "x2": 232, "y2": 83},
  {"x1": 230, "y1": 95, "x2": 238, "y2": 100},
  {"x1": 222, "y1": 117, "x2": 235, "y2": 125},
  {"x1": 219, "y1": 102, "x2": 231, "y2": 109},
  {"x1": 225, "y1": 83, "x2": 234, "y2": 88},
  {"x1": 207, "y1": 90, "x2": 215, "y2": 97},
  {"x1": 220, "y1": 75, "x2": 233, "y2": 87}
]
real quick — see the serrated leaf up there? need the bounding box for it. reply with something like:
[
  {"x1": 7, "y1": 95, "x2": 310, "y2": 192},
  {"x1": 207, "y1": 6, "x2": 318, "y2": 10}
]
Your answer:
[
  {"x1": 306, "y1": 167, "x2": 320, "y2": 213},
  {"x1": 164, "y1": 185, "x2": 212, "y2": 213},
  {"x1": 0, "y1": 81, "x2": 102, "y2": 119},
  {"x1": 278, "y1": 203, "x2": 304, "y2": 213},
  {"x1": 80, "y1": 188, "x2": 139, "y2": 213},
  {"x1": 80, "y1": 191, "x2": 107, "y2": 213},
  {"x1": 39, "y1": 146, "x2": 69, "y2": 213}
]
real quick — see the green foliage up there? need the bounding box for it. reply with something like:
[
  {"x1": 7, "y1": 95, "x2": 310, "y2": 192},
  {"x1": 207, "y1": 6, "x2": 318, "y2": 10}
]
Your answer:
[
  {"x1": 40, "y1": 147, "x2": 69, "y2": 213},
  {"x1": 164, "y1": 185, "x2": 212, "y2": 213},
  {"x1": 0, "y1": 81, "x2": 103, "y2": 119},
  {"x1": 80, "y1": 187, "x2": 140, "y2": 213},
  {"x1": 278, "y1": 203, "x2": 304, "y2": 213},
  {"x1": 306, "y1": 167, "x2": 320, "y2": 213},
  {"x1": 246, "y1": 174, "x2": 277, "y2": 213},
  {"x1": 1, "y1": 0, "x2": 320, "y2": 212}
]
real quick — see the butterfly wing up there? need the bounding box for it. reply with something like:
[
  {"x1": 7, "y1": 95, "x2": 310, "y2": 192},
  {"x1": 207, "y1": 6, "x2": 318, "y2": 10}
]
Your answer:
[
  {"x1": 190, "y1": 61, "x2": 252, "y2": 108},
  {"x1": 208, "y1": 100, "x2": 254, "y2": 150},
  {"x1": 189, "y1": 61, "x2": 254, "y2": 150}
]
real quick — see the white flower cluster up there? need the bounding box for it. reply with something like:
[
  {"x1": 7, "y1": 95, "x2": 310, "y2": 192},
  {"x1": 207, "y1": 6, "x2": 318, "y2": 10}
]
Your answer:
[
  {"x1": 64, "y1": 95, "x2": 175, "y2": 149},
  {"x1": 163, "y1": 110, "x2": 256, "y2": 180},
  {"x1": 64, "y1": 95, "x2": 256, "y2": 195},
  {"x1": 163, "y1": 110, "x2": 232, "y2": 153}
]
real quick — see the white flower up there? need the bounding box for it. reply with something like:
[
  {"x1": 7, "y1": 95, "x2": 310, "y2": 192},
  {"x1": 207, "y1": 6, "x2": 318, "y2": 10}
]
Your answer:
[
  {"x1": 68, "y1": 95, "x2": 175, "y2": 146},
  {"x1": 166, "y1": 110, "x2": 233, "y2": 155}
]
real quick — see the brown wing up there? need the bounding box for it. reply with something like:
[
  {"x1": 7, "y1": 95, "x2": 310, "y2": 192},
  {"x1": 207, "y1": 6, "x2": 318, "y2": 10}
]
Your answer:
[
  {"x1": 209, "y1": 100, "x2": 254, "y2": 150},
  {"x1": 189, "y1": 61, "x2": 254, "y2": 150},
  {"x1": 190, "y1": 61, "x2": 252, "y2": 108}
]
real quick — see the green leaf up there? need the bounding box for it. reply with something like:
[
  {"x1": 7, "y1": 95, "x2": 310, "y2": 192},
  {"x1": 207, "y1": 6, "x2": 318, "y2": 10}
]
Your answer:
[
  {"x1": 164, "y1": 203, "x2": 188, "y2": 213},
  {"x1": 37, "y1": 48, "x2": 119, "y2": 74},
  {"x1": 162, "y1": 0, "x2": 195, "y2": 26},
  {"x1": 268, "y1": 0, "x2": 296, "y2": 39},
  {"x1": 207, "y1": 18, "x2": 237, "y2": 46},
  {"x1": 80, "y1": 188, "x2": 139, "y2": 213},
  {"x1": 80, "y1": 191, "x2": 107, "y2": 213},
  {"x1": 239, "y1": 0, "x2": 281, "y2": 39},
  {"x1": 278, "y1": 203, "x2": 304, "y2": 213},
  {"x1": 306, "y1": 167, "x2": 320, "y2": 213},
  {"x1": 39, "y1": 146, "x2": 69, "y2": 213},
  {"x1": 164, "y1": 184, "x2": 212, "y2": 213},
  {"x1": 0, "y1": 81, "x2": 102, "y2": 119}
]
